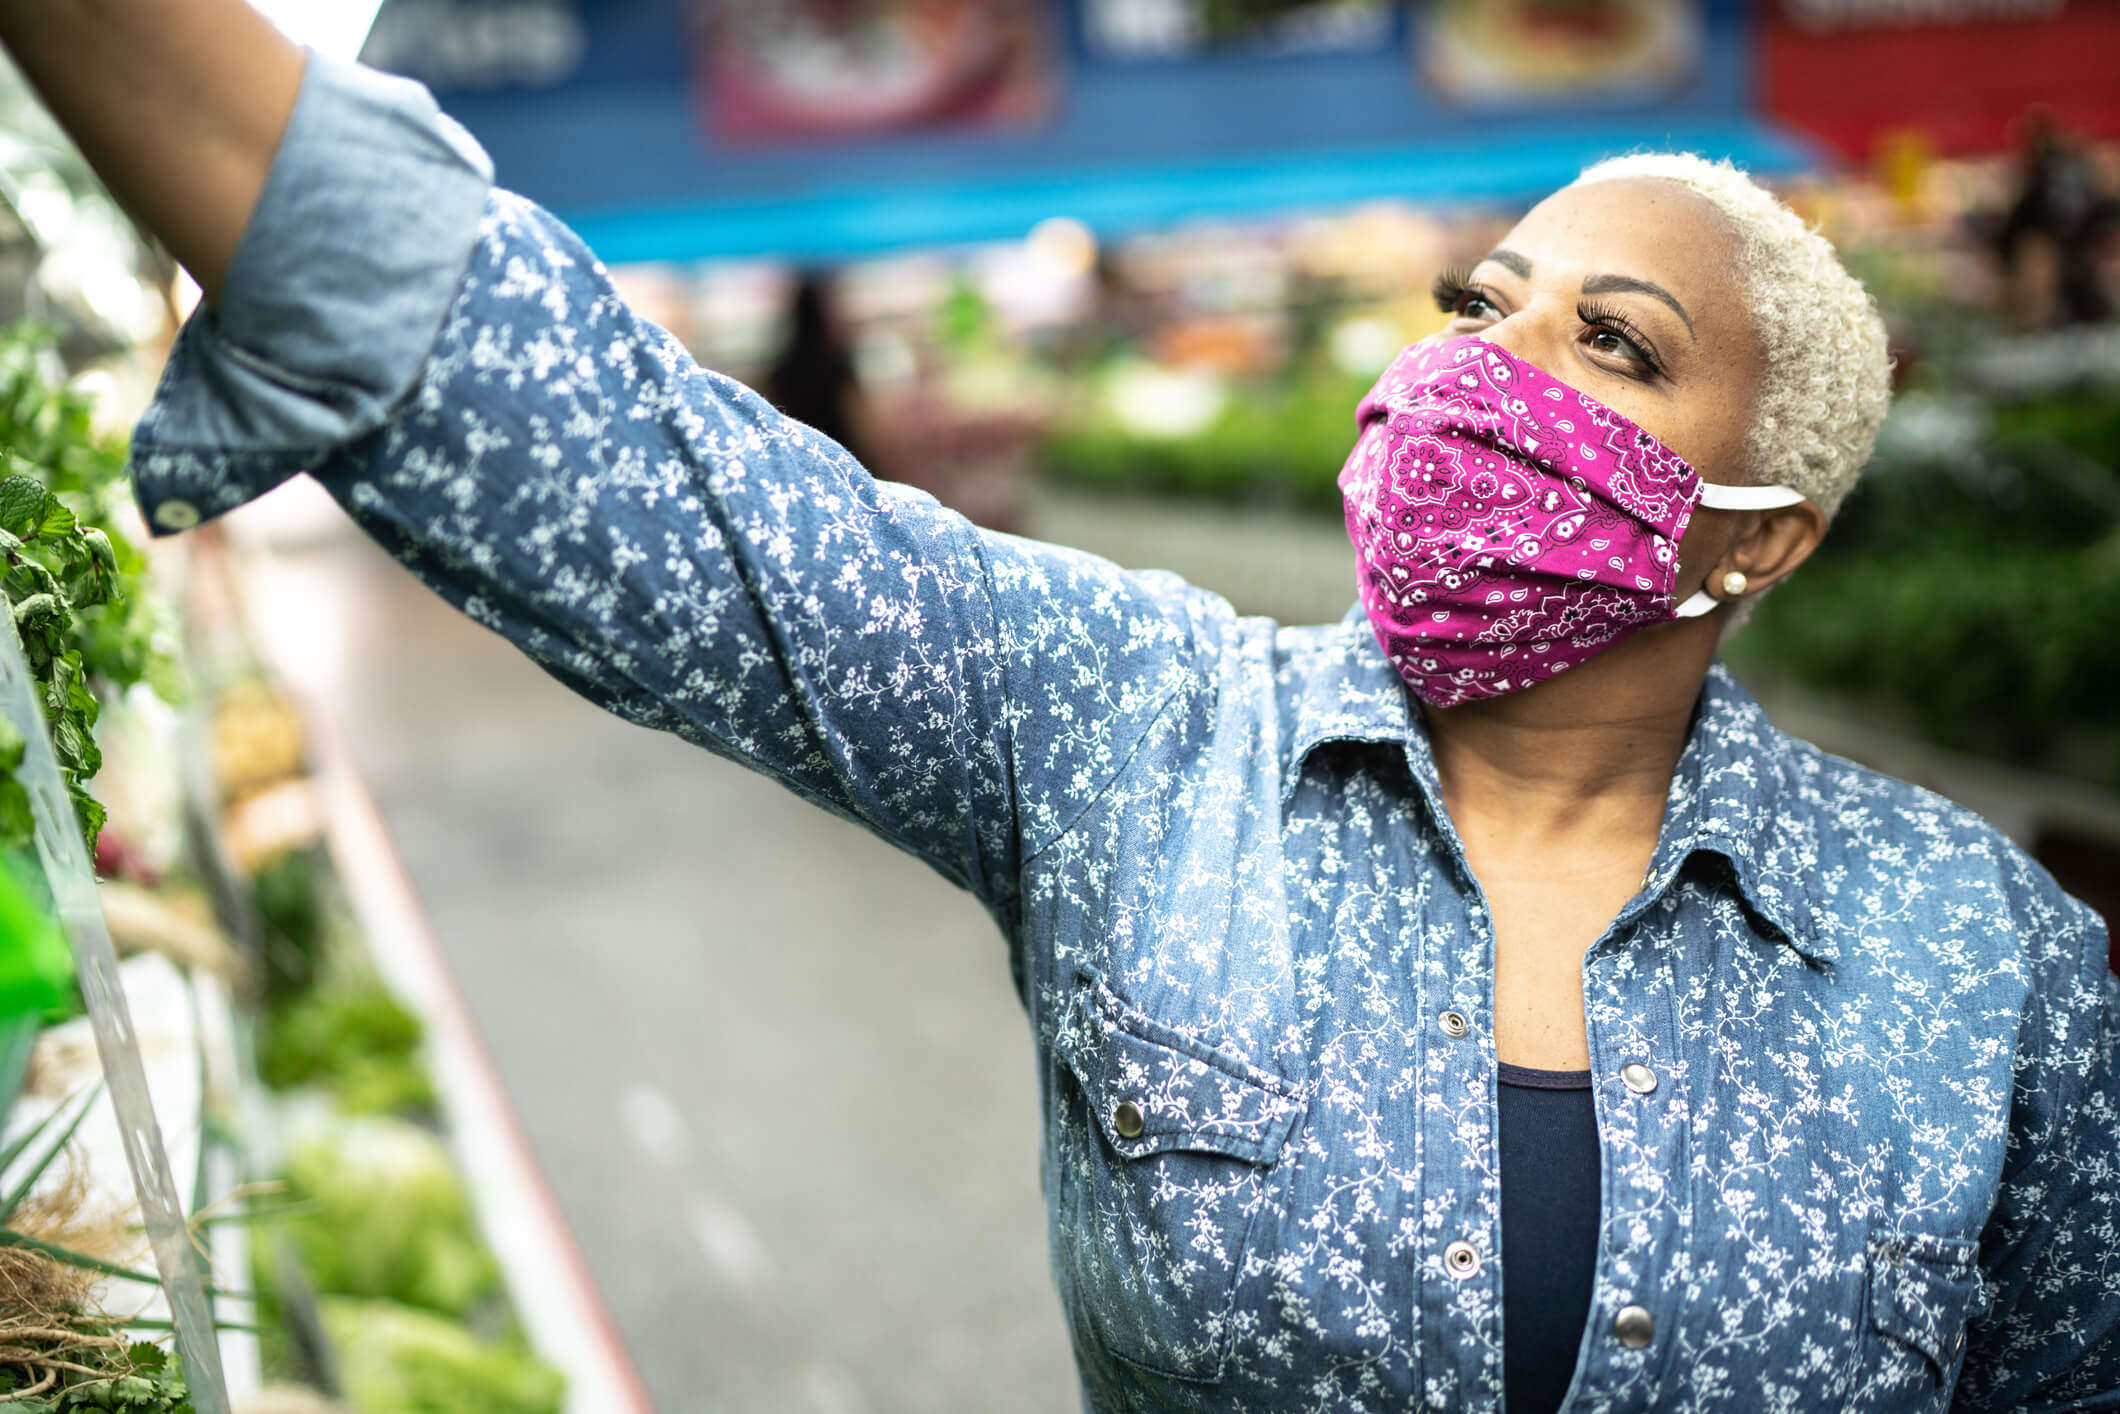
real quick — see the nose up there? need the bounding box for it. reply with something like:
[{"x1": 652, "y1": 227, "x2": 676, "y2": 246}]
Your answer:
[{"x1": 1461, "y1": 297, "x2": 1572, "y2": 383}]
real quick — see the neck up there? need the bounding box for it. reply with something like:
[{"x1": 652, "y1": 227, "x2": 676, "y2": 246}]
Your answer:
[{"x1": 1420, "y1": 623, "x2": 1717, "y2": 857}]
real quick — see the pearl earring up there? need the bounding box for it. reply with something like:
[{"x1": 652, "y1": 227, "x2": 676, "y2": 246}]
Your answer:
[{"x1": 1721, "y1": 571, "x2": 1749, "y2": 597}]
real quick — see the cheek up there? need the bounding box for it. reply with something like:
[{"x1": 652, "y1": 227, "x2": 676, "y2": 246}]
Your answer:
[
  {"x1": 1642, "y1": 402, "x2": 1750, "y2": 486},
  {"x1": 1677, "y1": 385, "x2": 1761, "y2": 483},
  {"x1": 1671, "y1": 509, "x2": 1740, "y2": 587}
]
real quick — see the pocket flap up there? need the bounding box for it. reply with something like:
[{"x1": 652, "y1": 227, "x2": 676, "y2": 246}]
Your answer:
[
  {"x1": 1869, "y1": 1232, "x2": 1988, "y2": 1383},
  {"x1": 1052, "y1": 964, "x2": 1303, "y2": 1166}
]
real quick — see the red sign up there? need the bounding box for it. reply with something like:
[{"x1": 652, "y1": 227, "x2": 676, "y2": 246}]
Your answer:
[
  {"x1": 1760, "y1": 0, "x2": 2120, "y2": 162},
  {"x1": 701, "y1": 1, "x2": 1054, "y2": 145}
]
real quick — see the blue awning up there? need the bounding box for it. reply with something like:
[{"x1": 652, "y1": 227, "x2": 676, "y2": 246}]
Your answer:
[
  {"x1": 385, "y1": 0, "x2": 1810, "y2": 267},
  {"x1": 564, "y1": 116, "x2": 1823, "y2": 265}
]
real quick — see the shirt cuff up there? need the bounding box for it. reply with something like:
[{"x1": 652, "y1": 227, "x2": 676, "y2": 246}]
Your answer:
[{"x1": 127, "y1": 51, "x2": 494, "y2": 537}]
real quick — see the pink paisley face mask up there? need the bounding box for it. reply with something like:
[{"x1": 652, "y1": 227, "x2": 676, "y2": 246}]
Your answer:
[{"x1": 1338, "y1": 336, "x2": 1805, "y2": 709}]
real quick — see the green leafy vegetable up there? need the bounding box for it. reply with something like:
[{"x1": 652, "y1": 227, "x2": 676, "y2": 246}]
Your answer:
[
  {"x1": 321, "y1": 1299, "x2": 563, "y2": 1414},
  {"x1": 0, "y1": 1340, "x2": 192, "y2": 1413},
  {"x1": 248, "y1": 846, "x2": 327, "y2": 1005},
  {"x1": 0, "y1": 325, "x2": 185, "y2": 858},
  {"x1": 1041, "y1": 360, "x2": 1373, "y2": 510},
  {"x1": 261, "y1": 974, "x2": 437, "y2": 1118},
  {"x1": 0, "y1": 468, "x2": 110, "y2": 856},
  {"x1": 275, "y1": 1116, "x2": 500, "y2": 1317}
]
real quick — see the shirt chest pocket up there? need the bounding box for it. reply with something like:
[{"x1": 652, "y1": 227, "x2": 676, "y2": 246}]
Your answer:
[
  {"x1": 1856, "y1": 1231, "x2": 1990, "y2": 1408},
  {"x1": 1048, "y1": 964, "x2": 1304, "y2": 1385}
]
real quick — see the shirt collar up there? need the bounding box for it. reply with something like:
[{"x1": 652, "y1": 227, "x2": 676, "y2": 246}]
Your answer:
[
  {"x1": 1284, "y1": 603, "x2": 1833, "y2": 968},
  {"x1": 1279, "y1": 601, "x2": 1430, "y2": 803},
  {"x1": 1277, "y1": 602, "x2": 1483, "y2": 867},
  {"x1": 1648, "y1": 665, "x2": 1834, "y2": 966}
]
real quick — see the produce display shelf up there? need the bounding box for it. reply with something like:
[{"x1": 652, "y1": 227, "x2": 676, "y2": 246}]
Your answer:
[{"x1": 202, "y1": 524, "x2": 653, "y2": 1414}]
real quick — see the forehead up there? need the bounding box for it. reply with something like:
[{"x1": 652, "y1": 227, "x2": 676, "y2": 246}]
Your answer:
[{"x1": 1499, "y1": 178, "x2": 1751, "y2": 337}]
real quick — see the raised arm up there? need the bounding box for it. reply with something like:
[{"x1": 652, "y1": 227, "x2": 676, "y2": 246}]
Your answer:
[
  {"x1": 15, "y1": 35, "x2": 1228, "y2": 960},
  {"x1": 0, "y1": 0, "x2": 304, "y2": 305}
]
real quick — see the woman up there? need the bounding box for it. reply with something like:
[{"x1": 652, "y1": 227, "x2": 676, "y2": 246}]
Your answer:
[{"x1": 5, "y1": 6, "x2": 2114, "y2": 1411}]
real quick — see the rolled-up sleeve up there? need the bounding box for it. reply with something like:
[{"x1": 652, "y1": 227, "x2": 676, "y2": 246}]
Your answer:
[
  {"x1": 126, "y1": 56, "x2": 1225, "y2": 943},
  {"x1": 128, "y1": 51, "x2": 493, "y2": 533}
]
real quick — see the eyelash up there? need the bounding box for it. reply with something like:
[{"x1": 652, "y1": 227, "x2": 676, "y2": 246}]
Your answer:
[
  {"x1": 1576, "y1": 298, "x2": 1665, "y2": 378},
  {"x1": 1430, "y1": 263, "x2": 1480, "y2": 315},
  {"x1": 1430, "y1": 267, "x2": 1666, "y2": 380}
]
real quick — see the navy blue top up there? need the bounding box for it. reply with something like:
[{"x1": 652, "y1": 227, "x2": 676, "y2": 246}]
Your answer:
[{"x1": 1498, "y1": 1064, "x2": 1599, "y2": 1414}]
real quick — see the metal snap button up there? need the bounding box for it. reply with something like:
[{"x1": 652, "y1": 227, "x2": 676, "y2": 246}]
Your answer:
[
  {"x1": 1112, "y1": 1100, "x2": 1145, "y2": 1139},
  {"x1": 1439, "y1": 1010, "x2": 1469, "y2": 1038},
  {"x1": 154, "y1": 498, "x2": 201, "y2": 531},
  {"x1": 1613, "y1": 1304, "x2": 1655, "y2": 1348},
  {"x1": 1444, "y1": 1240, "x2": 1480, "y2": 1279},
  {"x1": 1620, "y1": 1062, "x2": 1659, "y2": 1095}
]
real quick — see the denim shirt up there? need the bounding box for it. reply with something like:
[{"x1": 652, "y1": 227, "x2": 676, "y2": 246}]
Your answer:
[{"x1": 130, "y1": 56, "x2": 2120, "y2": 1414}]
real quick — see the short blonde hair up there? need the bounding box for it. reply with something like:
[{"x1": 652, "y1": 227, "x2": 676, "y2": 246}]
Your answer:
[{"x1": 1567, "y1": 152, "x2": 1892, "y2": 519}]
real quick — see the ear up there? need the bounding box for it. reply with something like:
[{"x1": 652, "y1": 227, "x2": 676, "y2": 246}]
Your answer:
[{"x1": 1708, "y1": 501, "x2": 1828, "y2": 605}]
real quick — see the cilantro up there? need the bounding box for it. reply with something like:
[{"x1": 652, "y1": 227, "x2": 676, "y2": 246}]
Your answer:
[
  {"x1": 50, "y1": 1344, "x2": 193, "y2": 1413},
  {"x1": 0, "y1": 1342, "x2": 193, "y2": 1414}
]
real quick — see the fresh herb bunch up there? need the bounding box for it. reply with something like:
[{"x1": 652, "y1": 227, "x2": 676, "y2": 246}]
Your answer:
[
  {"x1": 0, "y1": 1342, "x2": 193, "y2": 1413},
  {"x1": 0, "y1": 467, "x2": 118, "y2": 856},
  {"x1": 0, "y1": 325, "x2": 184, "y2": 858}
]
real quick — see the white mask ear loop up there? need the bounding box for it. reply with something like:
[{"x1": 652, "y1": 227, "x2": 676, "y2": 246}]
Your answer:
[
  {"x1": 1673, "y1": 589, "x2": 1724, "y2": 618},
  {"x1": 1696, "y1": 482, "x2": 1809, "y2": 511},
  {"x1": 1675, "y1": 482, "x2": 1809, "y2": 615}
]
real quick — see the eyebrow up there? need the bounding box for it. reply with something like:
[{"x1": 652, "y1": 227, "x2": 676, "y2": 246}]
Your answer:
[
  {"x1": 1481, "y1": 248, "x2": 1533, "y2": 278},
  {"x1": 1475, "y1": 249, "x2": 1698, "y2": 342},
  {"x1": 1582, "y1": 273, "x2": 1696, "y2": 341}
]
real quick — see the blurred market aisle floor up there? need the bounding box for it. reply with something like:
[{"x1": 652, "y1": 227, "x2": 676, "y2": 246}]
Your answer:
[{"x1": 221, "y1": 479, "x2": 1120, "y2": 1414}]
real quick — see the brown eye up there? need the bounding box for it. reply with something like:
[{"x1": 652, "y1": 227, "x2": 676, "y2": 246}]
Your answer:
[
  {"x1": 1431, "y1": 264, "x2": 1504, "y2": 324},
  {"x1": 1457, "y1": 291, "x2": 1501, "y2": 322},
  {"x1": 1577, "y1": 300, "x2": 1665, "y2": 379}
]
